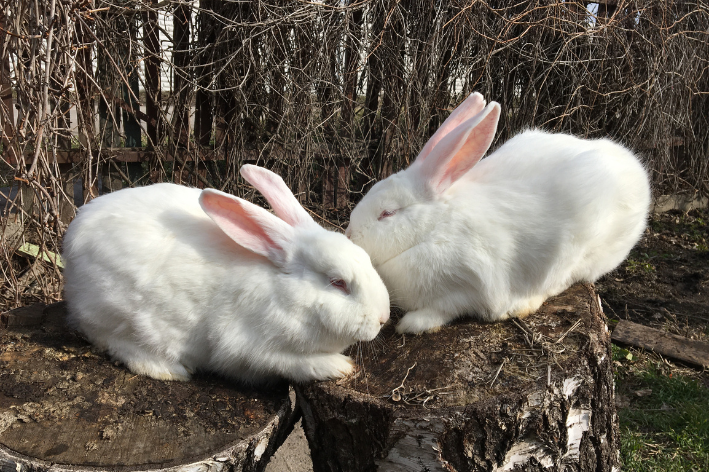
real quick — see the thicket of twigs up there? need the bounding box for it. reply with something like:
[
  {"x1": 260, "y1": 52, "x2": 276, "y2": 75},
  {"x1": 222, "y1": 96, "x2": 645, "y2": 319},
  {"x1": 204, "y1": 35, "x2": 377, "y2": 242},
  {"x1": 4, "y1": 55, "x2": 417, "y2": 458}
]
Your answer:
[{"x1": 1, "y1": 0, "x2": 708, "y2": 310}]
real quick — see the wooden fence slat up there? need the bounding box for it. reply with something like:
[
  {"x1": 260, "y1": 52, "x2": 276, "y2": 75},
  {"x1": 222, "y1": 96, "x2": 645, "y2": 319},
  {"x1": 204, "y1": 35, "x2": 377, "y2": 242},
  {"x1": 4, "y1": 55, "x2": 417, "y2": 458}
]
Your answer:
[
  {"x1": 75, "y1": 14, "x2": 94, "y2": 148},
  {"x1": 194, "y1": 0, "x2": 214, "y2": 148},
  {"x1": 144, "y1": 0, "x2": 161, "y2": 147},
  {"x1": 341, "y1": 8, "x2": 363, "y2": 129},
  {"x1": 172, "y1": 3, "x2": 191, "y2": 147},
  {"x1": 0, "y1": 15, "x2": 17, "y2": 166}
]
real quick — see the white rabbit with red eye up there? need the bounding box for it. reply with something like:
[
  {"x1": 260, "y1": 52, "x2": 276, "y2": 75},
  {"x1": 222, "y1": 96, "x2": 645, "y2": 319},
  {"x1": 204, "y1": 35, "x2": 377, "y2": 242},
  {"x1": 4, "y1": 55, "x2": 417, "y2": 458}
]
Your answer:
[
  {"x1": 345, "y1": 92, "x2": 650, "y2": 334},
  {"x1": 62, "y1": 165, "x2": 390, "y2": 384}
]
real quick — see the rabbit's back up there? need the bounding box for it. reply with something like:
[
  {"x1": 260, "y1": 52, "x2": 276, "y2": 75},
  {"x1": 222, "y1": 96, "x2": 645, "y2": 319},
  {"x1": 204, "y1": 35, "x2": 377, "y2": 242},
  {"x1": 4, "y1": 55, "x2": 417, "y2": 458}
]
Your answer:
[
  {"x1": 62, "y1": 184, "x2": 263, "y2": 377},
  {"x1": 454, "y1": 129, "x2": 649, "y2": 294}
]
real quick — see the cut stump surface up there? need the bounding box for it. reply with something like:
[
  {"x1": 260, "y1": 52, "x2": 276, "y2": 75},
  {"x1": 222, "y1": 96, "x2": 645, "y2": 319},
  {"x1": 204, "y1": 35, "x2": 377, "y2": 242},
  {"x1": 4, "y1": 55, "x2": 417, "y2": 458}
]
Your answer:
[
  {"x1": 0, "y1": 302, "x2": 297, "y2": 472},
  {"x1": 297, "y1": 283, "x2": 619, "y2": 472}
]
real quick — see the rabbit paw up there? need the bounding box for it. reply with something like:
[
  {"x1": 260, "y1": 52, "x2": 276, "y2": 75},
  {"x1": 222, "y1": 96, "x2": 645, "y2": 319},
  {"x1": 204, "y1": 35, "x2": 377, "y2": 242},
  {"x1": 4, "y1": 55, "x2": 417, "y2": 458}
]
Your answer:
[
  {"x1": 509, "y1": 295, "x2": 546, "y2": 319},
  {"x1": 293, "y1": 354, "x2": 355, "y2": 382},
  {"x1": 125, "y1": 359, "x2": 192, "y2": 382},
  {"x1": 396, "y1": 308, "x2": 451, "y2": 334}
]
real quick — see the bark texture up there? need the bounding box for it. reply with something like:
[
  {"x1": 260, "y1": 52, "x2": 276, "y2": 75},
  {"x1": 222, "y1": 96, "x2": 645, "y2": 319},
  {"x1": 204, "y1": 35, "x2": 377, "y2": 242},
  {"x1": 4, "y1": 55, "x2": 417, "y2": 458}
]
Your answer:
[
  {"x1": 297, "y1": 283, "x2": 619, "y2": 472},
  {"x1": 0, "y1": 302, "x2": 298, "y2": 472}
]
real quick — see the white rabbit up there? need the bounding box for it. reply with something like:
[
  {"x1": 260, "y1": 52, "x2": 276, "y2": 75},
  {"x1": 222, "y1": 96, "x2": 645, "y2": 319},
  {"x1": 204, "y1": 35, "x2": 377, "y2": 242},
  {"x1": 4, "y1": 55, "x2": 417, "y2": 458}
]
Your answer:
[
  {"x1": 62, "y1": 165, "x2": 390, "y2": 383},
  {"x1": 346, "y1": 92, "x2": 650, "y2": 334}
]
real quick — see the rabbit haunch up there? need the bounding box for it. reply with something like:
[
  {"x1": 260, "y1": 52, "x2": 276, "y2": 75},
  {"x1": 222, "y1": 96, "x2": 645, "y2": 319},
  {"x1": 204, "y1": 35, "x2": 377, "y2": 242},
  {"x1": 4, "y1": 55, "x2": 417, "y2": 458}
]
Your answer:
[
  {"x1": 62, "y1": 165, "x2": 389, "y2": 383},
  {"x1": 346, "y1": 92, "x2": 650, "y2": 334}
]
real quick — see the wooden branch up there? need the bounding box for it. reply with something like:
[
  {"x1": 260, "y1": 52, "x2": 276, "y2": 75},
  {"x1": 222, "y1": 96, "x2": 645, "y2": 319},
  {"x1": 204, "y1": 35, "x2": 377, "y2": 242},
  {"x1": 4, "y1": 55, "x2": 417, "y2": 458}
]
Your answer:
[{"x1": 611, "y1": 320, "x2": 709, "y2": 368}]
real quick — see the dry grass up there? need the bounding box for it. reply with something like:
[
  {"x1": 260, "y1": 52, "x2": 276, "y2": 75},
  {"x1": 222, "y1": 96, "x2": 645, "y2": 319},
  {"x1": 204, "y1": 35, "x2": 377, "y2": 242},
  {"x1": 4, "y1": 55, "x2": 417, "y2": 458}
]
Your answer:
[{"x1": 1, "y1": 0, "x2": 708, "y2": 310}]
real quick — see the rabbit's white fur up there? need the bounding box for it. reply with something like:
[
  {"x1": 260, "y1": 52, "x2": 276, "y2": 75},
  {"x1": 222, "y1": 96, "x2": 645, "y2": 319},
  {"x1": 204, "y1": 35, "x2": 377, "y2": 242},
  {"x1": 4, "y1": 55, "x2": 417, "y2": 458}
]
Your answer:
[
  {"x1": 346, "y1": 92, "x2": 650, "y2": 334},
  {"x1": 63, "y1": 165, "x2": 389, "y2": 383}
]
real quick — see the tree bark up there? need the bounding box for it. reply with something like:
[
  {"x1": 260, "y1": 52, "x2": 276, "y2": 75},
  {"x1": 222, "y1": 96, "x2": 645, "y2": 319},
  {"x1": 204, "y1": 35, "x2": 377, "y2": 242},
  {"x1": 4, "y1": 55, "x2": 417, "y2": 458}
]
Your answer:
[
  {"x1": 297, "y1": 283, "x2": 619, "y2": 472},
  {"x1": 0, "y1": 302, "x2": 298, "y2": 472}
]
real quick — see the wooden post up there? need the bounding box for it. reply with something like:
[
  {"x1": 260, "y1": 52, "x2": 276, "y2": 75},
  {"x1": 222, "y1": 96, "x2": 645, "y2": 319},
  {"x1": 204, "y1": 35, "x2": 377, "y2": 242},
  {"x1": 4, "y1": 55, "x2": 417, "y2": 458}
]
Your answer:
[
  {"x1": 195, "y1": 0, "x2": 214, "y2": 148},
  {"x1": 52, "y1": 56, "x2": 72, "y2": 150},
  {"x1": 293, "y1": 17, "x2": 314, "y2": 133},
  {"x1": 335, "y1": 165, "x2": 349, "y2": 209},
  {"x1": 597, "y1": 0, "x2": 618, "y2": 20},
  {"x1": 359, "y1": 4, "x2": 384, "y2": 187},
  {"x1": 0, "y1": 15, "x2": 17, "y2": 166},
  {"x1": 322, "y1": 165, "x2": 335, "y2": 209},
  {"x1": 362, "y1": 10, "x2": 383, "y2": 146},
  {"x1": 297, "y1": 284, "x2": 620, "y2": 471},
  {"x1": 172, "y1": 2, "x2": 191, "y2": 148},
  {"x1": 341, "y1": 5, "x2": 363, "y2": 131},
  {"x1": 0, "y1": 303, "x2": 299, "y2": 471},
  {"x1": 322, "y1": 163, "x2": 350, "y2": 210},
  {"x1": 143, "y1": 0, "x2": 162, "y2": 148},
  {"x1": 376, "y1": 3, "x2": 406, "y2": 180},
  {"x1": 266, "y1": 23, "x2": 287, "y2": 136},
  {"x1": 122, "y1": 21, "x2": 142, "y2": 148},
  {"x1": 75, "y1": 12, "x2": 95, "y2": 149},
  {"x1": 96, "y1": 26, "x2": 120, "y2": 148}
]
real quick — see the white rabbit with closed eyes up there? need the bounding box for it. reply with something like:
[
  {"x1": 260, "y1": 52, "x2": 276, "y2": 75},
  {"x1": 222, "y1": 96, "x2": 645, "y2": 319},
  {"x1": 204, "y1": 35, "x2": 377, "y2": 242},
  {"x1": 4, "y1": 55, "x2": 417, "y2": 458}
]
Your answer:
[
  {"x1": 63, "y1": 165, "x2": 390, "y2": 383},
  {"x1": 345, "y1": 92, "x2": 650, "y2": 334}
]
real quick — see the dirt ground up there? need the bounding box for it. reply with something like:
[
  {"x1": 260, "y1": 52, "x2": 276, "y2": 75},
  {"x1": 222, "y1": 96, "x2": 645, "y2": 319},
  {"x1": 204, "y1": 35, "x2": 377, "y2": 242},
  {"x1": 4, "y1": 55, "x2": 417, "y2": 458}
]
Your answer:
[
  {"x1": 595, "y1": 207, "x2": 709, "y2": 350},
  {"x1": 4, "y1": 205, "x2": 708, "y2": 471}
]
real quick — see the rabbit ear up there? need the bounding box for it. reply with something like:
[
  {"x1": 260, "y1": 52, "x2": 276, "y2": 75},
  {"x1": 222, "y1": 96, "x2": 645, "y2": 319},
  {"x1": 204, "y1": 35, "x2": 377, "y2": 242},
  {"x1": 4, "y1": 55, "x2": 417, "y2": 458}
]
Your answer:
[
  {"x1": 240, "y1": 165, "x2": 315, "y2": 228},
  {"x1": 200, "y1": 189, "x2": 295, "y2": 265},
  {"x1": 416, "y1": 102, "x2": 501, "y2": 194},
  {"x1": 416, "y1": 92, "x2": 487, "y2": 162}
]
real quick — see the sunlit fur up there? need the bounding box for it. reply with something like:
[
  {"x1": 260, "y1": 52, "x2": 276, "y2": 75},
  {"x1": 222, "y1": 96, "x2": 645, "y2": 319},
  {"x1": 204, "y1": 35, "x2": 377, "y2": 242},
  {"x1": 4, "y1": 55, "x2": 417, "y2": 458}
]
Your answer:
[
  {"x1": 348, "y1": 124, "x2": 650, "y2": 334},
  {"x1": 63, "y1": 182, "x2": 389, "y2": 383}
]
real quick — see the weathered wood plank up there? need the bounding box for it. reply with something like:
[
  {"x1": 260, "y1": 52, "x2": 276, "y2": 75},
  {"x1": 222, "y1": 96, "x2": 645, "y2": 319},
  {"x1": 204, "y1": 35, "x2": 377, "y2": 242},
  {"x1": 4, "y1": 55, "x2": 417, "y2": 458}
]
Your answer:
[
  {"x1": 143, "y1": 0, "x2": 162, "y2": 147},
  {"x1": 0, "y1": 15, "x2": 17, "y2": 166},
  {"x1": 611, "y1": 319, "x2": 709, "y2": 368},
  {"x1": 0, "y1": 304, "x2": 46, "y2": 328},
  {"x1": 52, "y1": 149, "x2": 220, "y2": 164}
]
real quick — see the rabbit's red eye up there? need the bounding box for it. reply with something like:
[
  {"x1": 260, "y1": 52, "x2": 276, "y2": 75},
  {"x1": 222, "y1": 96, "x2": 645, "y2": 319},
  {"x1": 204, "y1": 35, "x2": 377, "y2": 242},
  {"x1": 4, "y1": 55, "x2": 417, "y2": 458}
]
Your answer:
[
  {"x1": 378, "y1": 210, "x2": 396, "y2": 220},
  {"x1": 330, "y1": 278, "x2": 350, "y2": 294}
]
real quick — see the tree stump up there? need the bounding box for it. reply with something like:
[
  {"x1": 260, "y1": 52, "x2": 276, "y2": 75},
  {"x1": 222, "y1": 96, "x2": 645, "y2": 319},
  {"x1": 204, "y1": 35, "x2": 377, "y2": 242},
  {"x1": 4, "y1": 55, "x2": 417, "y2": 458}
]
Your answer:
[
  {"x1": 297, "y1": 283, "x2": 619, "y2": 472},
  {"x1": 0, "y1": 302, "x2": 298, "y2": 472}
]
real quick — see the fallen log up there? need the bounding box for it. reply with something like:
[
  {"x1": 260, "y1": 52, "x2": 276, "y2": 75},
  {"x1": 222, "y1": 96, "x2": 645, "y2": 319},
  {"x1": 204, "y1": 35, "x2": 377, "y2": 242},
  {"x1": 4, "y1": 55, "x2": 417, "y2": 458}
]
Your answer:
[
  {"x1": 297, "y1": 283, "x2": 619, "y2": 472},
  {"x1": 611, "y1": 319, "x2": 709, "y2": 368},
  {"x1": 0, "y1": 302, "x2": 298, "y2": 472}
]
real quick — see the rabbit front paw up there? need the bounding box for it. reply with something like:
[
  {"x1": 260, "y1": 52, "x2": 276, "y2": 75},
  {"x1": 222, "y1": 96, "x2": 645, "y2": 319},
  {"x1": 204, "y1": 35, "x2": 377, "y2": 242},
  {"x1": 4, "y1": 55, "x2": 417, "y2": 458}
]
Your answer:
[
  {"x1": 297, "y1": 354, "x2": 355, "y2": 382},
  {"x1": 125, "y1": 358, "x2": 193, "y2": 381},
  {"x1": 509, "y1": 295, "x2": 546, "y2": 319}
]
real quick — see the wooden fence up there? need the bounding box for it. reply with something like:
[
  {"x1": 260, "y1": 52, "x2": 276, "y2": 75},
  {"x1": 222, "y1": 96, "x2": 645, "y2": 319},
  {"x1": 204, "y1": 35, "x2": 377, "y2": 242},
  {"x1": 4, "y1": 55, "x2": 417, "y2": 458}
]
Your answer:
[{"x1": 1, "y1": 0, "x2": 708, "y2": 308}]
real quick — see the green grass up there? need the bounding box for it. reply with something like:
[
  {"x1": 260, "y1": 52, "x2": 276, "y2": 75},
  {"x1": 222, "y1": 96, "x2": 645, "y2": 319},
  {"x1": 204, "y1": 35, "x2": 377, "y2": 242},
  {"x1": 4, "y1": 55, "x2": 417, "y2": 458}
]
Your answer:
[
  {"x1": 650, "y1": 212, "x2": 709, "y2": 252},
  {"x1": 625, "y1": 251, "x2": 657, "y2": 275},
  {"x1": 617, "y1": 359, "x2": 709, "y2": 471}
]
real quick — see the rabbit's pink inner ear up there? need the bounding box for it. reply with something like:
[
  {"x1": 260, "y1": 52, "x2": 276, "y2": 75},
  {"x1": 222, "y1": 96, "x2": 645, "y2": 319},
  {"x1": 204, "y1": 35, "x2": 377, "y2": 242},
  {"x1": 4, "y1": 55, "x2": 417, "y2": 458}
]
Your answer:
[
  {"x1": 199, "y1": 190, "x2": 292, "y2": 263},
  {"x1": 239, "y1": 165, "x2": 314, "y2": 228},
  {"x1": 416, "y1": 92, "x2": 487, "y2": 163},
  {"x1": 423, "y1": 102, "x2": 501, "y2": 193}
]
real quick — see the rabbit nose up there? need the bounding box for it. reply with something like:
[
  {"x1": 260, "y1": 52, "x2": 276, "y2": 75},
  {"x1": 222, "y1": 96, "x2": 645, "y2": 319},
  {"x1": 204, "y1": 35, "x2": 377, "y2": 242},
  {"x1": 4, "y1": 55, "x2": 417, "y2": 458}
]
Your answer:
[
  {"x1": 345, "y1": 226, "x2": 352, "y2": 239},
  {"x1": 379, "y1": 311, "x2": 389, "y2": 325}
]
